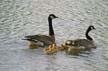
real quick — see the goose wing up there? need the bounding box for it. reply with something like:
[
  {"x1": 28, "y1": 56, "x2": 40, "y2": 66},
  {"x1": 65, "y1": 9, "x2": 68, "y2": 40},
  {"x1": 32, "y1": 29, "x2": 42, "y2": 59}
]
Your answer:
[
  {"x1": 24, "y1": 35, "x2": 54, "y2": 45},
  {"x1": 73, "y1": 39, "x2": 96, "y2": 48}
]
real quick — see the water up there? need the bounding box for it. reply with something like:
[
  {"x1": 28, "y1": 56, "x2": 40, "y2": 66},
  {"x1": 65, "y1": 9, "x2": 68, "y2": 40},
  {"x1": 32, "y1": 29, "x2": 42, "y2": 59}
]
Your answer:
[{"x1": 0, "y1": 0, "x2": 108, "y2": 71}]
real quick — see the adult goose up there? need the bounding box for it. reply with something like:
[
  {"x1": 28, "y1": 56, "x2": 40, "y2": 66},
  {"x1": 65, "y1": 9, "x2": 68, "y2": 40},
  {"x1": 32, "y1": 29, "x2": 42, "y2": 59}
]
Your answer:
[
  {"x1": 23, "y1": 14, "x2": 58, "y2": 49},
  {"x1": 65, "y1": 25, "x2": 96, "y2": 50}
]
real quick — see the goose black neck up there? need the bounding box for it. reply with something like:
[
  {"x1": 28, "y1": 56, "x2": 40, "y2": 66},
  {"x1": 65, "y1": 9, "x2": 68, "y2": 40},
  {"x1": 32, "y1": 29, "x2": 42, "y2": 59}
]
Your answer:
[
  {"x1": 85, "y1": 28, "x2": 93, "y2": 41},
  {"x1": 48, "y1": 17, "x2": 54, "y2": 36}
]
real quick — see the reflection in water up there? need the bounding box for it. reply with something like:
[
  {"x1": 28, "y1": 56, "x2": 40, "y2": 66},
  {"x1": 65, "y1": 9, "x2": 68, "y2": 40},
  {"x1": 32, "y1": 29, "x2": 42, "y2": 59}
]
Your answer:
[
  {"x1": 44, "y1": 55, "x2": 57, "y2": 71},
  {"x1": 0, "y1": 0, "x2": 108, "y2": 71}
]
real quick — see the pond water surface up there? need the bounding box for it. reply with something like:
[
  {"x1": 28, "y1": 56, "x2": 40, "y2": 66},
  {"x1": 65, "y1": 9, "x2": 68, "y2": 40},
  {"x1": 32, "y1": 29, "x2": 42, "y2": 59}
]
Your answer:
[{"x1": 0, "y1": 0, "x2": 108, "y2": 71}]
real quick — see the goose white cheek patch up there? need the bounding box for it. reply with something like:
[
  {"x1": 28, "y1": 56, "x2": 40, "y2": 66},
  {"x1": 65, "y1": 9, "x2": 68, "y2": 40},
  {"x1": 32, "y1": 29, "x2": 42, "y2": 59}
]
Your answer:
[
  {"x1": 50, "y1": 16, "x2": 54, "y2": 19},
  {"x1": 66, "y1": 41, "x2": 71, "y2": 45}
]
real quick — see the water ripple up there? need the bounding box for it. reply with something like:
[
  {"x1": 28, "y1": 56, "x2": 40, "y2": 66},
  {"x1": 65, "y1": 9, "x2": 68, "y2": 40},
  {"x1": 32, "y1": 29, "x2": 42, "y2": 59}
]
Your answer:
[{"x1": 0, "y1": 0, "x2": 108, "y2": 71}]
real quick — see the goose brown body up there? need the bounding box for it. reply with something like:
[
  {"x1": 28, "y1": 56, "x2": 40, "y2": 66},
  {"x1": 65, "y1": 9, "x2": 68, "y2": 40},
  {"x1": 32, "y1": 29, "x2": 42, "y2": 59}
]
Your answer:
[
  {"x1": 25, "y1": 35, "x2": 55, "y2": 45},
  {"x1": 23, "y1": 14, "x2": 58, "y2": 49},
  {"x1": 66, "y1": 39, "x2": 96, "y2": 50},
  {"x1": 63, "y1": 25, "x2": 96, "y2": 54}
]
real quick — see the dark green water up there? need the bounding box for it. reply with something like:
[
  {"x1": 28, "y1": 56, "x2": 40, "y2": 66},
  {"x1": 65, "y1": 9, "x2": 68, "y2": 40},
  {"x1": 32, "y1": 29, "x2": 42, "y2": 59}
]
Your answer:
[{"x1": 0, "y1": 0, "x2": 108, "y2": 71}]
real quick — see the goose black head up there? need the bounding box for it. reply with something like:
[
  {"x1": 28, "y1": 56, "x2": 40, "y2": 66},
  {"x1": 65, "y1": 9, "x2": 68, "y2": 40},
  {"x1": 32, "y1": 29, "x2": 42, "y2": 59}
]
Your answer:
[
  {"x1": 89, "y1": 25, "x2": 96, "y2": 30},
  {"x1": 49, "y1": 14, "x2": 58, "y2": 19},
  {"x1": 85, "y1": 25, "x2": 96, "y2": 41}
]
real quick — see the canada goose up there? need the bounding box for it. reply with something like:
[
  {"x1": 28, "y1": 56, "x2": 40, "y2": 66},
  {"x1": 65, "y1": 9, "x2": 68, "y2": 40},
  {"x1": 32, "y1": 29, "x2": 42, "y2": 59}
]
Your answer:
[
  {"x1": 65, "y1": 25, "x2": 96, "y2": 50},
  {"x1": 23, "y1": 14, "x2": 58, "y2": 49},
  {"x1": 43, "y1": 44, "x2": 58, "y2": 54}
]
